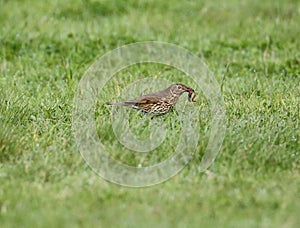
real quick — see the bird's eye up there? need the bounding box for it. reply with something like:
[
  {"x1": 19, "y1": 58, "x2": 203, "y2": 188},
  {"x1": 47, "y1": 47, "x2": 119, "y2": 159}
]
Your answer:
[{"x1": 177, "y1": 85, "x2": 182, "y2": 89}]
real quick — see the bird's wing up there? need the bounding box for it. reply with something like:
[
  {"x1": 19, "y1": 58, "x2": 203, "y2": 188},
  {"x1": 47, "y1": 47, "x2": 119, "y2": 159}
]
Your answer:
[{"x1": 133, "y1": 96, "x2": 159, "y2": 105}]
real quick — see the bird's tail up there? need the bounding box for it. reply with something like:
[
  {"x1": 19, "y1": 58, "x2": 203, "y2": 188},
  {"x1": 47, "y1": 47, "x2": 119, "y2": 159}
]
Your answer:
[{"x1": 106, "y1": 101, "x2": 136, "y2": 107}]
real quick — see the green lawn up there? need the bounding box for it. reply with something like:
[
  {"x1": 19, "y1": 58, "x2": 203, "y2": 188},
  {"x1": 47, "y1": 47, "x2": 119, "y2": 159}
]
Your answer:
[{"x1": 0, "y1": 0, "x2": 299, "y2": 227}]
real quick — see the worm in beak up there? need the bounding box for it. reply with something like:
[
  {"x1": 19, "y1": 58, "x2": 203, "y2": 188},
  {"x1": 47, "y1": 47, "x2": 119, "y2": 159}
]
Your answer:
[{"x1": 187, "y1": 88, "x2": 197, "y2": 102}]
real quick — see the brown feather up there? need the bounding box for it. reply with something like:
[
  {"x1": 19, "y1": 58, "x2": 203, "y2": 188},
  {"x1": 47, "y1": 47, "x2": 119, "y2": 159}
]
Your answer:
[{"x1": 107, "y1": 83, "x2": 196, "y2": 115}]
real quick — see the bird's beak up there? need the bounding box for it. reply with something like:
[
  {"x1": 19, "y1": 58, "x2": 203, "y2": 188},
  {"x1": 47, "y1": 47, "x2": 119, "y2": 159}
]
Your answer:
[{"x1": 186, "y1": 87, "x2": 195, "y2": 93}]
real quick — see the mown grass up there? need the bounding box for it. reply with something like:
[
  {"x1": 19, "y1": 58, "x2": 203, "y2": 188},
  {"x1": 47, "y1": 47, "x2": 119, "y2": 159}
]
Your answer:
[{"x1": 0, "y1": 0, "x2": 299, "y2": 227}]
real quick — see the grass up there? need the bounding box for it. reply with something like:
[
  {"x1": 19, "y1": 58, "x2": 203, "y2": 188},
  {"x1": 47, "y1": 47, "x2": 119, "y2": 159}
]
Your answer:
[{"x1": 0, "y1": 0, "x2": 299, "y2": 227}]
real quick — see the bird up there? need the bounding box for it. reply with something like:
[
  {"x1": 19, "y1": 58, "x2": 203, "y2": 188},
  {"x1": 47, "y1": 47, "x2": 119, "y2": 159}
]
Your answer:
[{"x1": 106, "y1": 83, "x2": 196, "y2": 115}]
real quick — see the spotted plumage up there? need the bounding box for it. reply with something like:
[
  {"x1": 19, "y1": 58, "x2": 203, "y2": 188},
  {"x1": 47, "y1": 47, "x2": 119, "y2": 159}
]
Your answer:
[{"x1": 107, "y1": 83, "x2": 196, "y2": 115}]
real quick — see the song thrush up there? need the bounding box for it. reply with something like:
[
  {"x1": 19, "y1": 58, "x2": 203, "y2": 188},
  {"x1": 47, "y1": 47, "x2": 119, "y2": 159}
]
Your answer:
[{"x1": 107, "y1": 83, "x2": 196, "y2": 115}]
